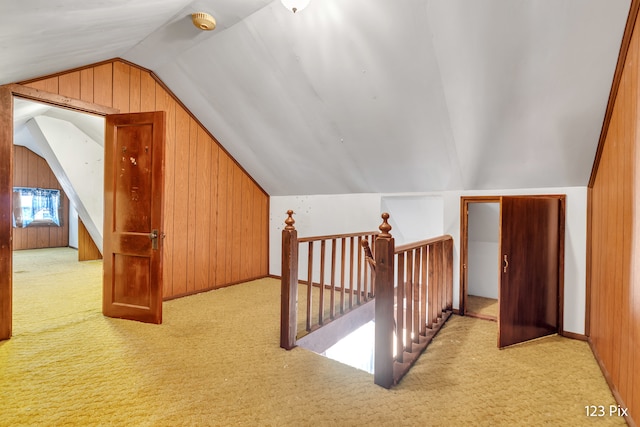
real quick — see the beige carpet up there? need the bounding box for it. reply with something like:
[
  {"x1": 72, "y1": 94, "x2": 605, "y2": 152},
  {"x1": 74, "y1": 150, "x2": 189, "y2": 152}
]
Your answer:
[
  {"x1": 1, "y1": 248, "x2": 626, "y2": 426},
  {"x1": 467, "y1": 294, "x2": 498, "y2": 319}
]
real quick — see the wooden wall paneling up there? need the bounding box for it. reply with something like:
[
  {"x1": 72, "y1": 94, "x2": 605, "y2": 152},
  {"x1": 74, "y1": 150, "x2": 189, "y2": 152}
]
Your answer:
[
  {"x1": 231, "y1": 163, "x2": 243, "y2": 283},
  {"x1": 156, "y1": 85, "x2": 176, "y2": 298},
  {"x1": 58, "y1": 71, "x2": 80, "y2": 99},
  {"x1": 224, "y1": 155, "x2": 234, "y2": 285},
  {"x1": 12, "y1": 147, "x2": 22, "y2": 250},
  {"x1": 216, "y1": 152, "x2": 229, "y2": 287},
  {"x1": 262, "y1": 194, "x2": 269, "y2": 275},
  {"x1": 632, "y1": 76, "x2": 640, "y2": 419},
  {"x1": 195, "y1": 126, "x2": 211, "y2": 291},
  {"x1": 10, "y1": 59, "x2": 270, "y2": 299},
  {"x1": 113, "y1": 61, "x2": 130, "y2": 114},
  {"x1": 589, "y1": 14, "x2": 640, "y2": 424},
  {"x1": 617, "y1": 60, "x2": 633, "y2": 401},
  {"x1": 170, "y1": 109, "x2": 191, "y2": 296},
  {"x1": 140, "y1": 72, "x2": 156, "y2": 112},
  {"x1": 249, "y1": 185, "x2": 259, "y2": 278},
  {"x1": 80, "y1": 68, "x2": 94, "y2": 103},
  {"x1": 129, "y1": 67, "x2": 141, "y2": 113},
  {"x1": 241, "y1": 173, "x2": 251, "y2": 279},
  {"x1": 37, "y1": 156, "x2": 50, "y2": 248},
  {"x1": 12, "y1": 146, "x2": 68, "y2": 250},
  {"x1": 93, "y1": 63, "x2": 113, "y2": 107},
  {"x1": 25, "y1": 77, "x2": 59, "y2": 93},
  {"x1": 78, "y1": 218, "x2": 102, "y2": 261},
  {"x1": 185, "y1": 114, "x2": 198, "y2": 293},
  {"x1": 25, "y1": 152, "x2": 38, "y2": 248},
  {"x1": 209, "y1": 144, "x2": 219, "y2": 287},
  {"x1": 631, "y1": 31, "x2": 640, "y2": 418},
  {"x1": 255, "y1": 187, "x2": 269, "y2": 276}
]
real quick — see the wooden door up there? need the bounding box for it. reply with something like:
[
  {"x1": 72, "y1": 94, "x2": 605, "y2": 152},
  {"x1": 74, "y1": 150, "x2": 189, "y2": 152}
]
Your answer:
[
  {"x1": 498, "y1": 196, "x2": 560, "y2": 348},
  {"x1": 103, "y1": 112, "x2": 165, "y2": 324}
]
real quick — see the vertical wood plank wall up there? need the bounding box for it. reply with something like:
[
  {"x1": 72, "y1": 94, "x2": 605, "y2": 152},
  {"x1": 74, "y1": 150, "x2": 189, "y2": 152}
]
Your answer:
[
  {"x1": 589, "y1": 13, "x2": 640, "y2": 424},
  {"x1": 77, "y1": 218, "x2": 102, "y2": 261},
  {"x1": 21, "y1": 59, "x2": 269, "y2": 299},
  {"x1": 12, "y1": 146, "x2": 69, "y2": 250}
]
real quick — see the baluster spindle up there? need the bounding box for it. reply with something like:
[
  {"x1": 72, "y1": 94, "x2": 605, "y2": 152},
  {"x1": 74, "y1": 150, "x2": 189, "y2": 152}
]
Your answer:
[
  {"x1": 405, "y1": 250, "x2": 413, "y2": 353},
  {"x1": 306, "y1": 242, "x2": 314, "y2": 332},
  {"x1": 413, "y1": 248, "x2": 420, "y2": 344},
  {"x1": 420, "y1": 246, "x2": 428, "y2": 335},
  {"x1": 319, "y1": 240, "x2": 326, "y2": 325}
]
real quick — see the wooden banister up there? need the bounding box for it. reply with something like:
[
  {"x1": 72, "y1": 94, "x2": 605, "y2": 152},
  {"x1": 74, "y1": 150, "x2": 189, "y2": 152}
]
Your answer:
[
  {"x1": 280, "y1": 210, "x2": 298, "y2": 350},
  {"x1": 280, "y1": 210, "x2": 378, "y2": 349},
  {"x1": 374, "y1": 213, "x2": 395, "y2": 388},
  {"x1": 280, "y1": 210, "x2": 454, "y2": 389},
  {"x1": 373, "y1": 212, "x2": 454, "y2": 388}
]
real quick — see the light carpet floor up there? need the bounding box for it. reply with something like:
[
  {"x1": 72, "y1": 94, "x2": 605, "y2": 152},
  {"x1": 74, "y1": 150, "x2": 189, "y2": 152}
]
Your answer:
[
  {"x1": 1, "y1": 248, "x2": 625, "y2": 426},
  {"x1": 467, "y1": 294, "x2": 499, "y2": 319}
]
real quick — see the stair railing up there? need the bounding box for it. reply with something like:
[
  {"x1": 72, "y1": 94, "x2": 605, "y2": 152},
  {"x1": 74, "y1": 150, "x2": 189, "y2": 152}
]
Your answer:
[
  {"x1": 280, "y1": 210, "x2": 377, "y2": 350},
  {"x1": 373, "y1": 213, "x2": 453, "y2": 388}
]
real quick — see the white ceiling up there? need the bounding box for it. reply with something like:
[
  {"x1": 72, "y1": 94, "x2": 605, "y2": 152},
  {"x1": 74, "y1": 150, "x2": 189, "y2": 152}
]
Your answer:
[{"x1": 0, "y1": 0, "x2": 631, "y2": 195}]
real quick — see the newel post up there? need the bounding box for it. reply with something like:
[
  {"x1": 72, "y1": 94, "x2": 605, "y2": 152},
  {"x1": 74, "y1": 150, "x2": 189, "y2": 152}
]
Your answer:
[
  {"x1": 374, "y1": 212, "x2": 395, "y2": 388},
  {"x1": 280, "y1": 210, "x2": 299, "y2": 350}
]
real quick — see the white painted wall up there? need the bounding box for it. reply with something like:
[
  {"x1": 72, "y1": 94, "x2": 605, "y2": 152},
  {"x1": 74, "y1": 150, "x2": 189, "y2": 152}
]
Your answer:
[
  {"x1": 69, "y1": 203, "x2": 79, "y2": 249},
  {"x1": 270, "y1": 186, "x2": 588, "y2": 335},
  {"x1": 467, "y1": 203, "x2": 500, "y2": 299},
  {"x1": 270, "y1": 193, "x2": 445, "y2": 277}
]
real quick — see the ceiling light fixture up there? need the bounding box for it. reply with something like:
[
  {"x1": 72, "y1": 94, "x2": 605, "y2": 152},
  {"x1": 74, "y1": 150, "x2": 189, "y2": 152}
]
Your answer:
[
  {"x1": 191, "y1": 12, "x2": 216, "y2": 31},
  {"x1": 281, "y1": 0, "x2": 310, "y2": 13}
]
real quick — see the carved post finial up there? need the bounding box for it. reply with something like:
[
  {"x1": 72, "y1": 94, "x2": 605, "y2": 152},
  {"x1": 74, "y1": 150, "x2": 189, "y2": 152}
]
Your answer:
[
  {"x1": 379, "y1": 212, "x2": 392, "y2": 238},
  {"x1": 284, "y1": 210, "x2": 296, "y2": 230}
]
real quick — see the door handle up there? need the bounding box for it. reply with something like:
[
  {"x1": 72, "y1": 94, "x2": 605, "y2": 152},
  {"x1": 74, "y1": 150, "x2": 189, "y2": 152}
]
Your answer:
[
  {"x1": 150, "y1": 229, "x2": 159, "y2": 250},
  {"x1": 503, "y1": 254, "x2": 509, "y2": 273}
]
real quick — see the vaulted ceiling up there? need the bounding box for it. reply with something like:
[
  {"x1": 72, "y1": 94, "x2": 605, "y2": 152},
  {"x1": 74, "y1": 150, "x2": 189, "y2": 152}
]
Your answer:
[{"x1": 0, "y1": 0, "x2": 631, "y2": 195}]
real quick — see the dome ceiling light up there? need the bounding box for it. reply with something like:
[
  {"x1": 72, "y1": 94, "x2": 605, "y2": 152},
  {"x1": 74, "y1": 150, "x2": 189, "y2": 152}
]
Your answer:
[
  {"x1": 281, "y1": 0, "x2": 310, "y2": 13},
  {"x1": 191, "y1": 12, "x2": 216, "y2": 31}
]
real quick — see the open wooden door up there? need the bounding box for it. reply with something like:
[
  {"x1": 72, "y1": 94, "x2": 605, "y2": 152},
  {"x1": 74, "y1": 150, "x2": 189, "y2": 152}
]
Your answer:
[
  {"x1": 103, "y1": 112, "x2": 165, "y2": 324},
  {"x1": 498, "y1": 196, "x2": 560, "y2": 348}
]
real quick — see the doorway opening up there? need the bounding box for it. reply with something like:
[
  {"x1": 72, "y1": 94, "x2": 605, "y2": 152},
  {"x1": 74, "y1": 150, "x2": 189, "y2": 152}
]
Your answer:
[
  {"x1": 0, "y1": 84, "x2": 116, "y2": 340},
  {"x1": 460, "y1": 195, "x2": 565, "y2": 348},
  {"x1": 11, "y1": 97, "x2": 106, "y2": 336},
  {"x1": 465, "y1": 201, "x2": 499, "y2": 322}
]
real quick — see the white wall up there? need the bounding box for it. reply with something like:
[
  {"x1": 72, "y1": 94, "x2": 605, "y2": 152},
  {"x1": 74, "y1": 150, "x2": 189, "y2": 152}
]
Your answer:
[
  {"x1": 467, "y1": 203, "x2": 499, "y2": 299},
  {"x1": 270, "y1": 186, "x2": 588, "y2": 336},
  {"x1": 270, "y1": 193, "x2": 445, "y2": 277},
  {"x1": 68, "y1": 203, "x2": 79, "y2": 249}
]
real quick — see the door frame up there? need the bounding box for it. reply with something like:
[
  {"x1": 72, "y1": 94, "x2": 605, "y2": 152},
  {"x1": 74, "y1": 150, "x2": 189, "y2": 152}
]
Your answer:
[
  {"x1": 459, "y1": 195, "x2": 566, "y2": 336},
  {"x1": 0, "y1": 83, "x2": 118, "y2": 340}
]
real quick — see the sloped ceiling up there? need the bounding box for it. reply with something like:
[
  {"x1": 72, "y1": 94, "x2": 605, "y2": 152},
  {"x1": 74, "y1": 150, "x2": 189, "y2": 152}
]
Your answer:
[{"x1": 0, "y1": 0, "x2": 631, "y2": 195}]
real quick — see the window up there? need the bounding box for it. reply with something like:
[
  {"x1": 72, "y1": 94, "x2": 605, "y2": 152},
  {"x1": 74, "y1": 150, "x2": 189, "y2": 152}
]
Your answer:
[{"x1": 12, "y1": 187, "x2": 62, "y2": 228}]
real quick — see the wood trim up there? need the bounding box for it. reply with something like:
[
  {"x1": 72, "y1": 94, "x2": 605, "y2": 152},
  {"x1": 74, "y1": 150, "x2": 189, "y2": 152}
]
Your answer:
[
  {"x1": 459, "y1": 196, "x2": 501, "y2": 316},
  {"x1": 561, "y1": 331, "x2": 587, "y2": 341},
  {"x1": 0, "y1": 86, "x2": 13, "y2": 340},
  {"x1": 585, "y1": 187, "x2": 592, "y2": 337},
  {"x1": 589, "y1": 0, "x2": 640, "y2": 188},
  {"x1": 557, "y1": 196, "x2": 566, "y2": 336},
  {"x1": 6, "y1": 84, "x2": 118, "y2": 115}
]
